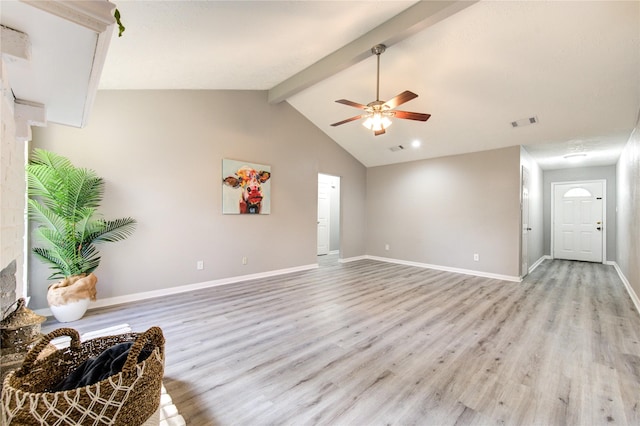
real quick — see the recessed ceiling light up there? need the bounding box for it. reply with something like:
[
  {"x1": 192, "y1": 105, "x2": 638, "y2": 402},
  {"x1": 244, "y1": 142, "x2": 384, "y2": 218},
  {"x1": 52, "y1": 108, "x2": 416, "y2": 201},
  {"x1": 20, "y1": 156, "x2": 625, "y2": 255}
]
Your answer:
[{"x1": 411, "y1": 140, "x2": 421, "y2": 148}]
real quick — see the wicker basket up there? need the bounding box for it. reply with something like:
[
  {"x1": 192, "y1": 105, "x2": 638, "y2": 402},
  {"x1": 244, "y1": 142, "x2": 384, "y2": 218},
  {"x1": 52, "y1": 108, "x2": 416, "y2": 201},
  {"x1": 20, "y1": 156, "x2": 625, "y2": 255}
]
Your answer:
[{"x1": 1, "y1": 326, "x2": 165, "y2": 425}]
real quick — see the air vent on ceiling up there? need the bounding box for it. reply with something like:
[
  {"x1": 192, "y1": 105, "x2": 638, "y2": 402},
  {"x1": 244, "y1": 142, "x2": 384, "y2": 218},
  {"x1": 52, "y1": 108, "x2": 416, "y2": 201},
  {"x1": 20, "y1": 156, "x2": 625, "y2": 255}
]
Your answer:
[
  {"x1": 511, "y1": 116, "x2": 538, "y2": 128},
  {"x1": 389, "y1": 145, "x2": 405, "y2": 152}
]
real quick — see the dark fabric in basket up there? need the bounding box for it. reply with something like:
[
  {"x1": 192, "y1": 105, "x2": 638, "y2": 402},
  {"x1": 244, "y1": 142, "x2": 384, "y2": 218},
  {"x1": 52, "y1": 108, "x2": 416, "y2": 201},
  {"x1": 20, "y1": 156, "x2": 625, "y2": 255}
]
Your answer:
[
  {"x1": 52, "y1": 342, "x2": 152, "y2": 391},
  {"x1": 1, "y1": 327, "x2": 165, "y2": 426}
]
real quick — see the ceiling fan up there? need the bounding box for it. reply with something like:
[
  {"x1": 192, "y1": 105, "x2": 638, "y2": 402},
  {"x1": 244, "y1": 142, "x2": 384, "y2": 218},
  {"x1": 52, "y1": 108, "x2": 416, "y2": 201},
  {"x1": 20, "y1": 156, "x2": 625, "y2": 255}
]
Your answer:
[{"x1": 330, "y1": 44, "x2": 431, "y2": 136}]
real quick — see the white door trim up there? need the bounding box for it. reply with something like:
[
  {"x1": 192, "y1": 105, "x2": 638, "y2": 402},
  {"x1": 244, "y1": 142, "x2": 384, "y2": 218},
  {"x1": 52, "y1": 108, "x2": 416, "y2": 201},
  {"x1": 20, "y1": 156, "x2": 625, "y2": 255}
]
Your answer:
[
  {"x1": 521, "y1": 166, "x2": 530, "y2": 277},
  {"x1": 550, "y1": 179, "x2": 606, "y2": 263}
]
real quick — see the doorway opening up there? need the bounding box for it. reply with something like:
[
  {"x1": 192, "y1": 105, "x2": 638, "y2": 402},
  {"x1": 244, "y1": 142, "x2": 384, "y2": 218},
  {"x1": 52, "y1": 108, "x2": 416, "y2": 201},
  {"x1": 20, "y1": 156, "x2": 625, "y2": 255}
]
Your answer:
[{"x1": 317, "y1": 173, "x2": 340, "y2": 266}]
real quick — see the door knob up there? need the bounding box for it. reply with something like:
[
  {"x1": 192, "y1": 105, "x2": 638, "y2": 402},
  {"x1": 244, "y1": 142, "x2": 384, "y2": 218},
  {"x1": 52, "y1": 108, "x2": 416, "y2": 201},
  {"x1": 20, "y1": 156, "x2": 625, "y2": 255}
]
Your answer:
[{"x1": 596, "y1": 226, "x2": 602, "y2": 231}]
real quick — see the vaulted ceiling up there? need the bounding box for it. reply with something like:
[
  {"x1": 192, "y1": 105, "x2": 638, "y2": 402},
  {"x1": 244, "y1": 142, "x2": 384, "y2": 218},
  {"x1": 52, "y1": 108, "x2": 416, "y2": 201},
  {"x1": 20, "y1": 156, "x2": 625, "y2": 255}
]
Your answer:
[{"x1": 4, "y1": 0, "x2": 639, "y2": 169}]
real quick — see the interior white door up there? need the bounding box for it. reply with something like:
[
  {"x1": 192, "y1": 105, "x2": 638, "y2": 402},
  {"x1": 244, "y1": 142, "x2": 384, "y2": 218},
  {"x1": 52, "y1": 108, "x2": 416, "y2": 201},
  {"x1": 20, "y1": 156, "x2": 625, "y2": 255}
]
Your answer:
[
  {"x1": 553, "y1": 181, "x2": 604, "y2": 262},
  {"x1": 521, "y1": 167, "x2": 530, "y2": 276},
  {"x1": 317, "y1": 177, "x2": 330, "y2": 255}
]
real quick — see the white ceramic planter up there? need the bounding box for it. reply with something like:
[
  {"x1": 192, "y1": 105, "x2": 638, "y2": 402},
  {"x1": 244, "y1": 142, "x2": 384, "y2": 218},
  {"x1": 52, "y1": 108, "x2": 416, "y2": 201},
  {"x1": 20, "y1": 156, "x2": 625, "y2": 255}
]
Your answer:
[{"x1": 49, "y1": 298, "x2": 90, "y2": 323}]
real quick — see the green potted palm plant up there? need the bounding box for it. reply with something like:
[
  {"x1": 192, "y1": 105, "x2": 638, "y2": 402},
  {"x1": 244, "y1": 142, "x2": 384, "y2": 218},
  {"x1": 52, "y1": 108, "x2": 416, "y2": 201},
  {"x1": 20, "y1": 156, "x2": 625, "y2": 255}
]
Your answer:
[{"x1": 27, "y1": 149, "x2": 136, "y2": 322}]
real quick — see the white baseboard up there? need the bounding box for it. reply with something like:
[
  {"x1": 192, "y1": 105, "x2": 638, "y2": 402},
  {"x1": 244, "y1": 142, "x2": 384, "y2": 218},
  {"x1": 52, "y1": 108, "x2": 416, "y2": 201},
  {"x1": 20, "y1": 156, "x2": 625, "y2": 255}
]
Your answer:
[
  {"x1": 528, "y1": 255, "x2": 551, "y2": 274},
  {"x1": 608, "y1": 261, "x2": 640, "y2": 316},
  {"x1": 365, "y1": 255, "x2": 521, "y2": 282},
  {"x1": 339, "y1": 255, "x2": 367, "y2": 263},
  {"x1": 34, "y1": 263, "x2": 318, "y2": 318}
]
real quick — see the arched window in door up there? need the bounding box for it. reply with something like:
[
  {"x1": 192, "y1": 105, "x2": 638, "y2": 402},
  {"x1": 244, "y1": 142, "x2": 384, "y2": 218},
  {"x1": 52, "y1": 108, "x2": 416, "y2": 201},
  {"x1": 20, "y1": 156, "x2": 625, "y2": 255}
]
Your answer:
[{"x1": 563, "y1": 187, "x2": 592, "y2": 198}]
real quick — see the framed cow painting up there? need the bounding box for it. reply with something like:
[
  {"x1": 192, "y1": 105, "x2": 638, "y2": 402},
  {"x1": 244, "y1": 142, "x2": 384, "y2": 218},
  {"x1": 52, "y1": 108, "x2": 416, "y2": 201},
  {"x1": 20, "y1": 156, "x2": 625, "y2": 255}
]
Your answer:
[{"x1": 222, "y1": 159, "x2": 271, "y2": 214}]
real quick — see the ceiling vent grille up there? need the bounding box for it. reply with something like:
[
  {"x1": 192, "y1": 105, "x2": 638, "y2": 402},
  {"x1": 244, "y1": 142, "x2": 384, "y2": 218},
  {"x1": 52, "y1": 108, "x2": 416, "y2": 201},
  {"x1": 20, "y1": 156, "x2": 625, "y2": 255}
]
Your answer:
[
  {"x1": 389, "y1": 145, "x2": 404, "y2": 152},
  {"x1": 511, "y1": 116, "x2": 538, "y2": 128}
]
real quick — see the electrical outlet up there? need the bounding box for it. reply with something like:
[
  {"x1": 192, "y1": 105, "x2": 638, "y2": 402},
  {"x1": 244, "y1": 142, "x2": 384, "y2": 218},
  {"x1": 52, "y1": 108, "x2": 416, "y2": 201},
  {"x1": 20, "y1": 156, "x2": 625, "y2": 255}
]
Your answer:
[
  {"x1": 385, "y1": 244, "x2": 390, "y2": 251},
  {"x1": 242, "y1": 256, "x2": 248, "y2": 265},
  {"x1": 473, "y1": 253, "x2": 479, "y2": 261},
  {"x1": 196, "y1": 260, "x2": 204, "y2": 270}
]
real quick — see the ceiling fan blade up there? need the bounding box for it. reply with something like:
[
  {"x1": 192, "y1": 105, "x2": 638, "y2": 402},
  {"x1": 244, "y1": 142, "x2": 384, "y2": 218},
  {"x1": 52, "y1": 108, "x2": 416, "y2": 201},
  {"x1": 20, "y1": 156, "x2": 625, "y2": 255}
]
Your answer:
[
  {"x1": 335, "y1": 99, "x2": 368, "y2": 109},
  {"x1": 374, "y1": 128, "x2": 386, "y2": 136},
  {"x1": 384, "y1": 91, "x2": 418, "y2": 109},
  {"x1": 330, "y1": 114, "x2": 367, "y2": 127},
  {"x1": 394, "y1": 111, "x2": 431, "y2": 122}
]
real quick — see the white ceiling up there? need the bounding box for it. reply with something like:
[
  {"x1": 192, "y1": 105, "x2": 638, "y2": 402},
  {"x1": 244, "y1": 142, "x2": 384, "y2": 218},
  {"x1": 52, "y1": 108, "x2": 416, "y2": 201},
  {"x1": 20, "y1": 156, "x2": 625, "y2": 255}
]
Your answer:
[
  {"x1": 8, "y1": 0, "x2": 640, "y2": 169},
  {"x1": 98, "y1": 0, "x2": 419, "y2": 90},
  {"x1": 287, "y1": 0, "x2": 640, "y2": 168}
]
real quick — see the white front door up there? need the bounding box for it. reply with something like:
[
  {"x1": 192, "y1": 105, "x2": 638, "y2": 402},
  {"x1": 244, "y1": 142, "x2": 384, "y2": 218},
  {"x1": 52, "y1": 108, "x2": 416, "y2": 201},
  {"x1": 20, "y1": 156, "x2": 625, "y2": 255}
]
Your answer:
[
  {"x1": 317, "y1": 176, "x2": 330, "y2": 255},
  {"x1": 552, "y1": 181, "x2": 604, "y2": 263}
]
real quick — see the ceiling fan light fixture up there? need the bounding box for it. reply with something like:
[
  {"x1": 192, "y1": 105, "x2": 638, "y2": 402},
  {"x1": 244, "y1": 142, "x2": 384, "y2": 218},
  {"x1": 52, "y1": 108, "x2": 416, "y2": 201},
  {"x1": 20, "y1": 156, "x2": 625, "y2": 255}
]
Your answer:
[
  {"x1": 362, "y1": 112, "x2": 392, "y2": 131},
  {"x1": 330, "y1": 43, "x2": 430, "y2": 135}
]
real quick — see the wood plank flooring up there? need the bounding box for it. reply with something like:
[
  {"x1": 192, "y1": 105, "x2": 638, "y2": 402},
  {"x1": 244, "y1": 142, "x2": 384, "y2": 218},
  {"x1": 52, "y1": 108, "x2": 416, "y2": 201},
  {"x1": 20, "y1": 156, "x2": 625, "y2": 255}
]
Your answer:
[{"x1": 41, "y1": 258, "x2": 640, "y2": 425}]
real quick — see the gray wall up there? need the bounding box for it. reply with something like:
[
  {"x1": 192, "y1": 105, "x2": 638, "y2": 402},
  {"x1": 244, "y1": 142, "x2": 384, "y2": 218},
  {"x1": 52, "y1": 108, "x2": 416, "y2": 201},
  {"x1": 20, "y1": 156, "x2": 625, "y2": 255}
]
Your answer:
[
  {"x1": 543, "y1": 166, "x2": 617, "y2": 260},
  {"x1": 520, "y1": 147, "x2": 545, "y2": 271},
  {"x1": 30, "y1": 90, "x2": 367, "y2": 309},
  {"x1": 616, "y1": 121, "x2": 640, "y2": 301},
  {"x1": 365, "y1": 146, "x2": 522, "y2": 277}
]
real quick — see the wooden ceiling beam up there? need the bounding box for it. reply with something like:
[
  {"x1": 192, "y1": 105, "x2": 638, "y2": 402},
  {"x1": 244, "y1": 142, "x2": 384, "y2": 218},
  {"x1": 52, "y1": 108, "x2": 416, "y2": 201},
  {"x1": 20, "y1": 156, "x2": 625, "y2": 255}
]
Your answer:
[{"x1": 267, "y1": 0, "x2": 478, "y2": 104}]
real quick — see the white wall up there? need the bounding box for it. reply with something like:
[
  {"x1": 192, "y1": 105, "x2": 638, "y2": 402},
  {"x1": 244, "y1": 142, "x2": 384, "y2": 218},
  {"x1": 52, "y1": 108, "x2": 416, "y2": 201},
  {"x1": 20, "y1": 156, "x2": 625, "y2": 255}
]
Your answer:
[
  {"x1": 616, "y1": 120, "x2": 640, "y2": 305},
  {"x1": 520, "y1": 147, "x2": 545, "y2": 272},
  {"x1": 365, "y1": 146, "x2": 522, "y2": 278},
  {"x1": 543, "y1": 166, "x2": 617, "y2": 260},
  {"x1": 30, "y1": 90, "x2": 367, "y2": 310}
]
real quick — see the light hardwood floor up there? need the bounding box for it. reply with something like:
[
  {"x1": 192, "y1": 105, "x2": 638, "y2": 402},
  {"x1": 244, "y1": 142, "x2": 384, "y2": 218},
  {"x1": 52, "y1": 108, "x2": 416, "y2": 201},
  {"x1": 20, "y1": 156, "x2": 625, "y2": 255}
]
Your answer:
[{"x1": 42, "y1": 258, "x2": 640, "y2": 425}]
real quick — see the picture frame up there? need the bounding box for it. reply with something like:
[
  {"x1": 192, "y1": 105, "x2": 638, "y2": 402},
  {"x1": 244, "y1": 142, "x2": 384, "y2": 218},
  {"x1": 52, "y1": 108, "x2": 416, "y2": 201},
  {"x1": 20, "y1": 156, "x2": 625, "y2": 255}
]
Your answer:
[{"x1": 222, "y1": 159, "x2": 271, "y2": 214}]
